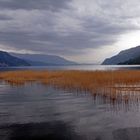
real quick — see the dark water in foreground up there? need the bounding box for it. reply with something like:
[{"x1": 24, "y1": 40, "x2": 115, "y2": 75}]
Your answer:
[{"x1": 0, "y1": 82, "x2": 140, "y2": 140}]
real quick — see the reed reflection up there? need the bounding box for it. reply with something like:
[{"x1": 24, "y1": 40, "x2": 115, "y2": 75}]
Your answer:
[{"x1": 0, "y1": 70, "x2": 140, "y2": 112}]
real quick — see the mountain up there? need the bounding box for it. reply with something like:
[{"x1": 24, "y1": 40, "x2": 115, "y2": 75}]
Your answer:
[
  {"x1": 11, "y1": 53, "x2": 77, "y2": 65},
  {"x1": 102, "y1": 45, "x2": 140, "y2": 65},
  {"x1": 119, "y1": 55, "x2": 140, "y2": 65},
  {"x1": 0, "y1": 51, "x2": 30, "y2": 67}
]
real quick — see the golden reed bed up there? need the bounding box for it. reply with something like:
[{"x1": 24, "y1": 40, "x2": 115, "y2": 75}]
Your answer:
[{"x1": 0, "y1": 70, "x2": 140, "y2": 101}]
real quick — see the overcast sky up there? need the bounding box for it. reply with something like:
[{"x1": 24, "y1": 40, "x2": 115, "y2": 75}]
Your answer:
[{"x1": 0, "y1": 0, "x2": 140, "y2": 63}]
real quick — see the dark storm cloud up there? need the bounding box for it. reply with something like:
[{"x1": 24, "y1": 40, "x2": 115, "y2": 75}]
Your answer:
[
  {"x1": 0, "y1": 0, "x2": 140, "y2": 62},
  {"x1": 0, "y1": 0, "x2": 70, "y2": 10}
]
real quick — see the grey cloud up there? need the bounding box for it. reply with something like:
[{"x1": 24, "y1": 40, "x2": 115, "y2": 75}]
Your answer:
[
  {"x1": 0, "y1": 0, "x2": 140, "y2": 62},
  {"x1": 0, "y1": 0, "x2": 71, "y2": 11},
  {"x1": 0, "y1": 14, "x2": 13, "y2": 20}
]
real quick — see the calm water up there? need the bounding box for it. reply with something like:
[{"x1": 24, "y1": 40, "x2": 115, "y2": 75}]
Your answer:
[
  {"x1": 0, "y1": 64, "x2": 140, "y2": 71},
  {"x1": 0, "y1": 81, "x2": 140, "y2": 140},
  {"x1": 0, "y1": 65, "x2": 140, "y2": 140}
]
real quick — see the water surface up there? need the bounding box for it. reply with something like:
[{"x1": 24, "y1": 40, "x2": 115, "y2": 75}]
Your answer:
[
  {"x1": 0, "y1": 64, "x2": 140, "y2": 71},
  {"x1": 0, "y1": 82, "x2": 140, "y2": 140}
]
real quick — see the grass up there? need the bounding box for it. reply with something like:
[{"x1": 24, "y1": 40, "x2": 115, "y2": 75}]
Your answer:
[{"x1": 0, "y1": 70, "x2": 140, "y2": 101}]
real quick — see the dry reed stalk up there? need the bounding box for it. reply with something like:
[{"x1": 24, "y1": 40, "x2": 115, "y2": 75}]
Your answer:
[{"x1": 0, "y1": 70, "x2": 140, "y2": 101}]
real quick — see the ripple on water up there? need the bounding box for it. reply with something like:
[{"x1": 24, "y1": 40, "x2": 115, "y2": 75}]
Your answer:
[{"x1": 0, "y1": 83, "x2": 140, "y2": 140}]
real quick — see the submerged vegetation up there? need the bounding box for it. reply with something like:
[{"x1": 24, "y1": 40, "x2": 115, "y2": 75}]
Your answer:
[{"x1": 0, "y1": 70, "x2": 140, "y2": 101}]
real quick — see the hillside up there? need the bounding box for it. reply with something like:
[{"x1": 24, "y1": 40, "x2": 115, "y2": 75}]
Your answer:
[
  {"x1": 11, "y1": 53, "x2": 77, "y2": 65},
  {"x1": 119, "y1": 55, "x2": 140, "y2": 65},
  {"x1": 102, "y1": 45, "x2": 140, "y2": 65},
  {"x1": 0, "y1": 51, "x2": 30, "y2": 67}
]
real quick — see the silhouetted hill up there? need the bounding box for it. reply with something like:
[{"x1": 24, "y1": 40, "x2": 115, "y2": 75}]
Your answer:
[
  {"x1": 0, "y1": 51, "x2": 30, "y2": 67},
  {"x1": 102, "y1": 45, "x2": 140, "y2": 65},
  {"x1": 119, "y1": 55, "x2": 140, "y2": 65},
  {"x1": 11, "y1": 53, "x2": 77, "y2": 65}
]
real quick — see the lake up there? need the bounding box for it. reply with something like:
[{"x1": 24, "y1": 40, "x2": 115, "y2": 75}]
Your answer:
[
  {"x1": 0, "y1": 65, "x2": 140, "y2": 140},
  {"x1": 0, "y1": 64, "x2": 140, "y2": 71}
]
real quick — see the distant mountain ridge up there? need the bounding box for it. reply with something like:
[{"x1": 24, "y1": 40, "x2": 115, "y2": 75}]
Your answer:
[
  {"x1": 102, "y1": 45, "x2": 140, "y2": 65},
  {"x1": 0, "y1": 51, "x2": 30, "y2": 67},
  {"x1": 11, "y1": 53, "x2": 77, "y2": 65}
]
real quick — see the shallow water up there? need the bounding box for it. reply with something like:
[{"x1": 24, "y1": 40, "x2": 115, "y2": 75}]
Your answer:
[{"x1": 0, "y1": 82, "x2": 140, "y2": 140}]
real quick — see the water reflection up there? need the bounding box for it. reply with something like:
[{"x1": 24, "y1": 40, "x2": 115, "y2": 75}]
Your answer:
[
  {"x1": 0, "y1": 64, "x2": 140, "y2": 71},
  {"x1": 88, "y1": 91, "x2": 140, "y2": 112},
  {"x1": 0, "y1": 83, "x2": 140, "y2": 139},
  {"x1": 51, "y1": 86, "x2": 140, "y2": 113},
  {"x1": 0, "y1": 121, "x2": 82, "y2": 140},
  {"x1": 113, "y1": 127, "x2": 140, "y2": 140},
  {"x1": 1, "y1": 121, "x2": 140, "y2": 140}
]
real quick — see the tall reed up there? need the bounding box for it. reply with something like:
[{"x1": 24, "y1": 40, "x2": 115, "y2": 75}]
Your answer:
[{"x1": 0, "y1": 70, "x2": 140, "y2": 101}]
